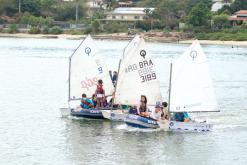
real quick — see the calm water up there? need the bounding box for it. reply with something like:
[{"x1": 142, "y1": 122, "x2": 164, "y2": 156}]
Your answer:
[{"x1": 0, "y1": 37, "x2": 247, "y2": 165}]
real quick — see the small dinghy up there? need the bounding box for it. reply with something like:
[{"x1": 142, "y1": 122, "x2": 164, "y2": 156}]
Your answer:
[
  {"x1": 70, "y1": 107, "x2": 104, "y2": 119},
  {"x1": 163, "y1": 40, "x2": 219, "y2": 132},
  {"x1": 60, "y1": 35, "x2": 114, "y2": 119},
  {"x1": 125, "y1": 114, "x2": 159, "y2": 129},
  {"x1": 113, "y1": 36, "x2": 163, "y2": 126}
]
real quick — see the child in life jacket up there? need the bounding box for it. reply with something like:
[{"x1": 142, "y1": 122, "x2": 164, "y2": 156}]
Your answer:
[
  {"x1": 80, "y1": 93, "x2": 94, "y2": 109},
  {"x1": 91, "y1": 94, "x2": 97, "y2": 108},
  {"x1": 95, "y1": 79, "x2": 105, "y2": 109}
]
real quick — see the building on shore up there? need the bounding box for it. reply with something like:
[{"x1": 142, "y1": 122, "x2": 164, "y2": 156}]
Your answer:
[
  {"x1": 105, "y1": 7, "x2": 154, "y2": 22},
  {"x1": 228, "y1": 10, "x2": 247, "y2": 26}
]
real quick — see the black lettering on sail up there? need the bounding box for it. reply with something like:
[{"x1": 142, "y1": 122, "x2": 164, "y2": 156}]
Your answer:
[
  {"x1": 139, "y1": 59, "x2": 154, "y2": 68},
  {"x1": 125, "y1": 64, "x2": 138, "y2": 73}
]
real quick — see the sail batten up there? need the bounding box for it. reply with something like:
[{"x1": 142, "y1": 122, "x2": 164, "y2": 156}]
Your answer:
[
  {"x1": 69, "y1": 35, "x2": 114, "y2": 101},
  {"x1": 170, "y1": 40, "x2": 218, "y2": 113}
]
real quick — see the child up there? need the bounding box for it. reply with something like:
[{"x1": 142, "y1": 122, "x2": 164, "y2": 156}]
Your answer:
[
  {"x1": 91, "y1": 94, "x2": 97, "y2": 108},
  {"x1": 95, "y1": 79, "x2": 105, "y2": 109},
  {"x1": 80, "y1": 93, "x2": 94, "y2": 109}
]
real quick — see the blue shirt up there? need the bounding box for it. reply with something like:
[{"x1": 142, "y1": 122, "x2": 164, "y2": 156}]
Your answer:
[
  {"x1": 80, "y1": 98, "x2": 94, "y2": 109},
  {"x1": 174, "y1": 112, "x2": 190, "y2": 122}
]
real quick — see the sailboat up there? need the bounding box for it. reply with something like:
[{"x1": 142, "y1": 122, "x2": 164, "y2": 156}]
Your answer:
[
  {"x1": 103, "y1": 35, "x2": 163, "y2": 127},
  {"x1": 162, "y1": 40, "x2": 219, "y2": 131},
  {"x1": 61, "y1": 35, "x2": 114, "y2": 119},
  {"x1": 101, "y1": 35, "x2": 143, "y2": 121}
]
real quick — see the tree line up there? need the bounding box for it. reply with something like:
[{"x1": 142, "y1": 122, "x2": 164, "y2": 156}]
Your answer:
[
  {"x1": 0, "y1": 0, "x2": 87, "y2": 21},
  {"x1": 1, "y1": 0, "x2": 247, "y2": 40}
]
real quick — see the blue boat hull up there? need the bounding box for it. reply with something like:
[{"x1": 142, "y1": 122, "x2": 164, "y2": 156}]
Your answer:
[
  {"x1": 125, "y1": 114, "x2": 159, "y2": 129},
  {"x1": 70, "y1": 108, "x2": 104, "y2": 119}
]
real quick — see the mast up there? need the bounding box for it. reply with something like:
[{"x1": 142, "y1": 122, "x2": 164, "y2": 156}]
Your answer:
[
  {"x1": 111, "y1": 59, "x2": 122, "y2": 112},
  {"x1": 167, "y1": 63, "x2": 173, "y2": 120},
  {"x1": 68, "y1": 57, "x2": 72, "y2": 102}
]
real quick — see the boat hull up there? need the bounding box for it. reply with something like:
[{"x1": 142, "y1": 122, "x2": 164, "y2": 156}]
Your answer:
[
  {"x1": 125, "y1": 114, "x2": 159, "y2": 129},
  {"x1": 101, "y1": 110, "x2": 128, "y2": 121},
  {"x1": 168, "y1": 120, "x2": 213, "y2": 132},
  {"x1": 70, "y1": 108, "x2": 104, "y2": 119}
]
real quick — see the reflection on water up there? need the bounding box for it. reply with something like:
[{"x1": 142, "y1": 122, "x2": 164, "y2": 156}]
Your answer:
[{"x1": 0, "y1": 37, "x2": 247, "y2": 164}]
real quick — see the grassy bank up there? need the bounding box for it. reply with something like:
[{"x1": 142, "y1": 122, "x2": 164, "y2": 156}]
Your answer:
[
  {"x1": 194, "y1": 27, "x2": 247, "y2": 41},
  {"x1": 196, "y1": 32, "x2": 247, "y2": 41}
]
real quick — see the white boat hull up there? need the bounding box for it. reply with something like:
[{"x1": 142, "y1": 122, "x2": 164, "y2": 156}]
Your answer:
[
  {"x1": 101, "y1": 110, "x2": 128, "y2": 121},
  {"x1": 158, "y1": 120, "x2": 213, "y2": 132}
]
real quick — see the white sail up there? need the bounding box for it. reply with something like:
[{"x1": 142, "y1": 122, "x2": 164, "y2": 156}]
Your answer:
[
  {"x1": 115, "y1": 36, "x2": 162, "y2": 105},
  {"x1": 170, "y1": 40, "x2": 218, "y2": 112},
  {"x1": 123, "y1": 35, "x2": 141, "y2": 59},
  {"x1": 69, "y1": 35, "x2": 114, "y2": 100}
]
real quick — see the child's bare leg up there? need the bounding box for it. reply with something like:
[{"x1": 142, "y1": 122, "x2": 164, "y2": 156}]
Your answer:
[{"x1": 96, "y1": 99, "x2": 100, "y2": 109}]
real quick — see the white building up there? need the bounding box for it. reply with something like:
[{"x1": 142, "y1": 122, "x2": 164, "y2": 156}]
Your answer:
[{"x1": 106, "y1": 7, "x2": 155, "y2": 21}]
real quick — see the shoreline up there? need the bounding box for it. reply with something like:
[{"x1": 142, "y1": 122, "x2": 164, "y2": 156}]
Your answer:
[{"x1": 1, "y1": 32, "x2": 247, "y2": 47}]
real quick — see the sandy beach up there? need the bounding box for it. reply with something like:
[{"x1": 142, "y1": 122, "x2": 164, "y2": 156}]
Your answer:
[{"x1": 1, "y1": 32, "x2": 247, "y2": 47}]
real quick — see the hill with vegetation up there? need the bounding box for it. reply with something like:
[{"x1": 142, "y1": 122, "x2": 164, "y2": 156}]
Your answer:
[{"x1": 0, "y1": 0, "x2": 247, "y2": 41}]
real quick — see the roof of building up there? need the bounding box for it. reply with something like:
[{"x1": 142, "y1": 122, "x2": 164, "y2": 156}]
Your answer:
[
  {"x1": 228, "y1": 15, "x2": 247, "y2": 21},
  {"x1": 109, "y1": 7, "x2": 155, "y2": 15},
  {"x1": 235, "y1": 10, "x2": 247, "y2": 15}
]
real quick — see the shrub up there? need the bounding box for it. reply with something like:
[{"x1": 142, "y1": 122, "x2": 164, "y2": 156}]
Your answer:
[
  {"x1": 8, "y1": 24, "x2": 18, "y2": 33},
  {"x1": 29, "y1": 26, "x2": 41, "y2": 34},
  {"x1": 135, "y1": 20, "x2": 151, "y2": 31},
  {"x1": 103, "y1": 22, "x2": 128, "y2": 33},
  {"x1": 42, "y1": 25, "x2": 49, "y2": 34},
  {"x1": 20, "y1": 13, "x2": 54, "y2": 27},
  {"x1": 195, "y1": 31, "x2": 247, "y2": 41},
  {"x1": 84, "y1": 27, "x2": 93, "y2": 34},
  {"x1": 70, "y1": 30, "x2": 83, "y2": 35},
  {"x1": 212, "y1": 14, "x2": 231, "y2": 30},
  {"x1": 92, "y1": 20, "x2": 100, "y2": 34},
  {"x1": 48, "y1": 26, "x2": 63, "y2": 34},
  {"x1": 0, "y1": 18, "x2": 5, "y2": 24},
  {"x1": 41, "y1": 17, "x2": 54, "y2": 27}
]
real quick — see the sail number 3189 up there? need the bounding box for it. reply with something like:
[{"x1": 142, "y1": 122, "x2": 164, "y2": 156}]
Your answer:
[{"x1": 140, "y1": 73, "x2": 156, "y2": 82}]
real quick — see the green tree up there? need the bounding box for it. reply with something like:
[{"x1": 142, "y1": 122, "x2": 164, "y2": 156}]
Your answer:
[
  {"x1": 0, "y1": 0, "x2": 18, "y2": 16},
  {"x1": 104, "y1": 0, "x2": 117, "y2": 11},
  {"x1": 135, "y1": 20, "x2": 151, "y2": 31},
  {"x1": 92, "y1": 9, "x2": 105, "y2": 20},
  {"x1": 136, "y1": 0, "x2": 162, "y2": 7},
  {"x1": 92, "y1": 20, "x2": 100, "y2": 34},
  {"x1": 223, "y1": 0, "x2": 232, "y2": 3},
  {"x1": 21, "y1": 0, "x2": 42, "y2": 16},
  {"x1": 217, "y1": 5, "x2": 232, "y2": 15},
  {"x1": 54, "y1": 0, "x2": 87, "y2": 21},
  {"x1": 40, "y1": 0, "x2": 57, "y2": 17},
  {"x1": 154, "y1": 0, "x2": 181, "y2": 29},
  {"x1": 187, "y1": 2, "x2": 212, "y2": 27},
  {"x1": 231, "y1": 0, "x2": 247, "y2": 13},
  {"x1": 212, "y1": 14, "x2": 230, "y2": 30},
  {"x1": 179, "y1": 0, "x2": 213, "y2": 15},
  {"x1": 8, "y1": 24, "x2": 18, "y2": 33}
]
